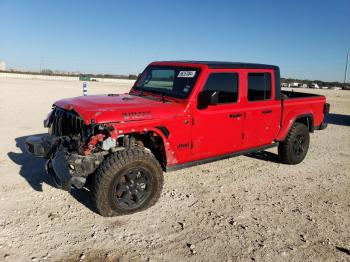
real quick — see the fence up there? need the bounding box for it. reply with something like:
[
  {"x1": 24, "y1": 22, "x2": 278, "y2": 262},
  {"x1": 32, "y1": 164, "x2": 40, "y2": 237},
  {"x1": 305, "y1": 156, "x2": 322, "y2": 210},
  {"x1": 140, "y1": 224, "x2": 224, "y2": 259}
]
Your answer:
[{"x1": 0, "y1": 72, "x2": 136, "y2": 84}]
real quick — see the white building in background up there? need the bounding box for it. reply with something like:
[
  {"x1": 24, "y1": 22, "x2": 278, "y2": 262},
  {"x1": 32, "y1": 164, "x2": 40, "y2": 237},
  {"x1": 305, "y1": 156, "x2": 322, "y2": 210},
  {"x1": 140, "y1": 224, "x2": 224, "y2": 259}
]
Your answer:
[{"x1": 0, "y1": 60, "x2": 5, "y2": 71}]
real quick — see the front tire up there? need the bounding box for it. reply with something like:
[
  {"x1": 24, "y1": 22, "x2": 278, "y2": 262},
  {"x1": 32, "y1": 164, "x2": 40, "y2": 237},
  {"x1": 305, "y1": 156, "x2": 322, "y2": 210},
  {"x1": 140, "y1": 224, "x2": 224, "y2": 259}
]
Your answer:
[
  {"x1": 91, "y1": 148, "x2": 163, "y2": 216},
  {"x1": 278, "y1": 122, "x2": 310, "y2": 165}
]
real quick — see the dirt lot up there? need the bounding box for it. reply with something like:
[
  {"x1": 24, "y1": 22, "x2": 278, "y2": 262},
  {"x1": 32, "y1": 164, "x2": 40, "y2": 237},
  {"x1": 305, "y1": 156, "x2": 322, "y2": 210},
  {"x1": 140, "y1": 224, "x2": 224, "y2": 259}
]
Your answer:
[{"x1": 0, "y1": 78, "x2": 349, "y2": 262}]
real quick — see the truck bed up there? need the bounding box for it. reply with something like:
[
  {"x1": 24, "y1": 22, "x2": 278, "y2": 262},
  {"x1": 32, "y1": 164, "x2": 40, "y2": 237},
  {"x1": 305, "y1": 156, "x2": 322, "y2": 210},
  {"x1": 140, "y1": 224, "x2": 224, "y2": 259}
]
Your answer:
[
  {"x1": 281, "y1": 90, "x2": 321, "y2": 99},
  {"x1": 276, "y1": 90, "x2": 327, "y2": 141}
]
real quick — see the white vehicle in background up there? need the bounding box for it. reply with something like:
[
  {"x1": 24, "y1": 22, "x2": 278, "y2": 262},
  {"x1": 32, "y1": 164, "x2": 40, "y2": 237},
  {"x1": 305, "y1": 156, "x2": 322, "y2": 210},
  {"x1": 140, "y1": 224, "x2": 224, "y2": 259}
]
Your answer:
[
  {"x1": 281, "y1": 82, "x2": 288, "y2": 88},
  {"x1": 330, "y1": 86, "x2": 342, "y2": 90},
  {"x1": 310, "y1": 83, "x2": 320, "y2": 89},
  {"x1": 300, "y1": 83, "x2": 308, "y2": 88},
  {"x1": 288, "y1": 82, "x2": 299, "y2": 88},
  {"x1": 321, "y1": 86, "x2": 329, "y2": 90}
]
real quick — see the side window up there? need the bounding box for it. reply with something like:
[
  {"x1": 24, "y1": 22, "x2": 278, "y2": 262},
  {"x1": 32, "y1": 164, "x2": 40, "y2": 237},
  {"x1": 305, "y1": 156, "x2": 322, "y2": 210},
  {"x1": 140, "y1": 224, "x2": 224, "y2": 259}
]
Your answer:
[
  {"x1": 202, "y1": 73, "x2": 238, "y2": 104},
  {"x1": 248, "y1": 73, "x2": 271, "y2": 101}
]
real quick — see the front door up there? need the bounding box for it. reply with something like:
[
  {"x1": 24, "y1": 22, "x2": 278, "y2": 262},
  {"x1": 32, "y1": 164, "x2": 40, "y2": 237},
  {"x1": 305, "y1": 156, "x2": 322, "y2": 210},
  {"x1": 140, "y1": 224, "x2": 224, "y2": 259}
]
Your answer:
[{"x1": 191, "y1": 71, "x2": 243, "y2": 159}]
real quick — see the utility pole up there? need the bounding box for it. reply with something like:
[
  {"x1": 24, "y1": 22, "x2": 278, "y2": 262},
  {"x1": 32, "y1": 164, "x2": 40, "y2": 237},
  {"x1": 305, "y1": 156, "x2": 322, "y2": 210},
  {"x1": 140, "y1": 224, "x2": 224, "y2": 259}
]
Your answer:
[
  {"x1": 345, "y1": 50, "x2": 349, "y2": 83},
  {"x1": 40, "y1": 56, "x2": 44, "y2": 73}
]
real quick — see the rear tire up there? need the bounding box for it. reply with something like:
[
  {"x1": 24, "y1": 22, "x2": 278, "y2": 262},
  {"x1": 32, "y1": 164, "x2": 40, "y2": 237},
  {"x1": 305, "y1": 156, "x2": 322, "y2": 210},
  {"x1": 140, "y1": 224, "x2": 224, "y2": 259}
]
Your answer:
[
  {"x1": 91, "y1": 148, "x2": 163, "y2": 217},
  {"x1": 278, "y1": 122, "x2": 310, "y2": 165}
]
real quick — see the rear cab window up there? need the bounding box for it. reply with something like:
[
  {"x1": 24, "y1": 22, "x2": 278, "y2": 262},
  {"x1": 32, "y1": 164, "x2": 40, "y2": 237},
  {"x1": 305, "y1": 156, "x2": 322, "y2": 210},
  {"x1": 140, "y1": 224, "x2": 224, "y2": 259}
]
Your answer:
[{"x1": 248, "y1": 72, "x2": 272, "y2": 101}]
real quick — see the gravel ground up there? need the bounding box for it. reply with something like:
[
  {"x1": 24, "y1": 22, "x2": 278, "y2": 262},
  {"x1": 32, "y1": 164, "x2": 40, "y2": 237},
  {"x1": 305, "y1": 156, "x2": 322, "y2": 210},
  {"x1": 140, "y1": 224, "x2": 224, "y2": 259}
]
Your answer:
[{"x1": 0, "y1": 78, "x2": 349, "y2": 262}]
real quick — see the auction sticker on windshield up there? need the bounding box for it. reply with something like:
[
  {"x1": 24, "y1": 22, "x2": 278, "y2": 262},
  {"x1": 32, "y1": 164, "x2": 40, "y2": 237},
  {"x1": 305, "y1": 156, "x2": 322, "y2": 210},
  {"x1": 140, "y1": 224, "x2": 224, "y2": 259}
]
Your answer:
[{"x1": 178, "y1": 71, "x2": 196, "y2": 78}]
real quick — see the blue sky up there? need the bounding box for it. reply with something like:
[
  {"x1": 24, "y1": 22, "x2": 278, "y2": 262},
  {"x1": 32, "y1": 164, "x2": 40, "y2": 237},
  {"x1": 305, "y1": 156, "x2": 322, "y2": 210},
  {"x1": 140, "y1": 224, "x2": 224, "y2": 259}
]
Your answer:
[{"x1": 0, "y1": 0, "x2": 349, "y2": 81}]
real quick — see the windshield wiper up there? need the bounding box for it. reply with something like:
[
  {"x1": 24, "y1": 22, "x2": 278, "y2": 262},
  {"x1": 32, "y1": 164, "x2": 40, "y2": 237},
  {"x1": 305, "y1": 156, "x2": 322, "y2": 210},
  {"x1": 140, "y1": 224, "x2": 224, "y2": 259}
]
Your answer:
[
  {"x1": 132, "y1": 87, "x2": 171, "y2": 103},
  {"x1": 130, "y1": 86, "x2": 145, "y2": 97},
  {"x1": 160, "y1": 91, "x2": 165, "y2": 103},
  {"x1": 151, "y1": 89, "x2": 170, "y2": 103}
]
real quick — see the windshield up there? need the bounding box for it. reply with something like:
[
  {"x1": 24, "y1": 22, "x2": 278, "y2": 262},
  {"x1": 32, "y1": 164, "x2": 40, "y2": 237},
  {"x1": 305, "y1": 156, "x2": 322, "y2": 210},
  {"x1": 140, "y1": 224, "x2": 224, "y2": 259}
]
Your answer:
[{"x1": 131, "y1": 66, "x2": 201, "y2": 99}]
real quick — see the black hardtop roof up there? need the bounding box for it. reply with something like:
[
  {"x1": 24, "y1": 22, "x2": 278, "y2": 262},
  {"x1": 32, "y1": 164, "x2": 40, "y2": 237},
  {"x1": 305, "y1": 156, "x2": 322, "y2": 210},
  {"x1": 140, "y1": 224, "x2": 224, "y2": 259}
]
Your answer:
[{"x1": 158, "y1": 60, "x2": 279, "y2": 70}]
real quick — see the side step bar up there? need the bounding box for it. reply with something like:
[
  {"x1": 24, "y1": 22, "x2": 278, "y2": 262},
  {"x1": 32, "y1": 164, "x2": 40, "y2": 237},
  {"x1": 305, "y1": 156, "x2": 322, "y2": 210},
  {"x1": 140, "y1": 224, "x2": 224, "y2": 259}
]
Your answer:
[{"x1": 166, "y1": 143, "x2": 278, "y2": 172}]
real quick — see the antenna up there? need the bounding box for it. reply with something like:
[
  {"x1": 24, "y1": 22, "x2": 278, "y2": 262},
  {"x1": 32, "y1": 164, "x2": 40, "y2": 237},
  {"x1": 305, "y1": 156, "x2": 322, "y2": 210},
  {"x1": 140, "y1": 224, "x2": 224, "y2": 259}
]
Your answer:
[{"x1": 345, "y1": 50, "x2": 349, "y2": 83}]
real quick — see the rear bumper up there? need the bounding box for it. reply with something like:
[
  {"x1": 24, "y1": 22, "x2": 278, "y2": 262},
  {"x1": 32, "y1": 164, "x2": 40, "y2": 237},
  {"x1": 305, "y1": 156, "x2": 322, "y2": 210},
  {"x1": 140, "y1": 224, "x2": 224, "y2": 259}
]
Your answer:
[
  {"x1": 26, "y1": 134, "x2": 104, "y2": 191},
  {"x1": 317, "y1": 121, "x2": 328, "y2": 130},
  {"x1": 315, "y1": 103, "x2": 330, "y2": 130},
  {"x1": 318, "y1": 103, "x2": 330, "y2": 130}
]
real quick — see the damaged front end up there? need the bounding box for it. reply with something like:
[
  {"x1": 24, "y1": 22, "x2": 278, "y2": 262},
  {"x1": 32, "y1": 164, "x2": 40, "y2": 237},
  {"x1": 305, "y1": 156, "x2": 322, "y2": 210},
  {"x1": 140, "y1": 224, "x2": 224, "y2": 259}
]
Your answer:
[
  {"x1": 46, "y1": 142, "x2": 105, "y2": 190},
  {"x1": 25, "y1": 107, "x2": 118, "y2": 191}
]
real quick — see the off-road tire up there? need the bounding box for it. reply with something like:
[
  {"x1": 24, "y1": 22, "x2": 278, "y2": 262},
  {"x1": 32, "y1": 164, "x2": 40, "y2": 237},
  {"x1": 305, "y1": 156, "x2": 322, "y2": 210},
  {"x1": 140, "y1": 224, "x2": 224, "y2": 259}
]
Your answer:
[
  {"x1": 91, "y1": 148, "x2": 163, "y2": 216},
  {"x1": 278, "y1": 122, "x2": 310, "y2": 165}
]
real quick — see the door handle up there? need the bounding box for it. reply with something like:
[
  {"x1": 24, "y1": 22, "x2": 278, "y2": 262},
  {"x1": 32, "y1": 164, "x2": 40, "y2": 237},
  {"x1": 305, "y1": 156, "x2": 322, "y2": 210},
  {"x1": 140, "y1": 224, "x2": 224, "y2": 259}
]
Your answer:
[
  {"x1": 262, "y1": 110, "x2": 272, "y2": 114},
  {"x1": 229, "y1": 113, "x2": 242, "y2": 118}
]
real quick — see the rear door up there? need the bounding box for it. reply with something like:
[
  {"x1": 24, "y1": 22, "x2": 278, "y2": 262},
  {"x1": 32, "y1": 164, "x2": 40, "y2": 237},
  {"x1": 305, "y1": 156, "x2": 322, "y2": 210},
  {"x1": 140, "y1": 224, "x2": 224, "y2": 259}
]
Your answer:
[
  {"x1": 191, "y1": 71, "x2": 244, "y2": 159},
  {"x1": 242, "y1": 70, "x2": 281, "y2": 149}
]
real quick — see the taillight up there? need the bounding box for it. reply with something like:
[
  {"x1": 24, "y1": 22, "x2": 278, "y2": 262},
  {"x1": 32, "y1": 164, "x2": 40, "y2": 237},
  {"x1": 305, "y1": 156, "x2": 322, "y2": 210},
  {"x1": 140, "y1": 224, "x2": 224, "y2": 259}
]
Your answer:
[{"x1": 324, "y1": 103, "x2": 330, "y2": 114}]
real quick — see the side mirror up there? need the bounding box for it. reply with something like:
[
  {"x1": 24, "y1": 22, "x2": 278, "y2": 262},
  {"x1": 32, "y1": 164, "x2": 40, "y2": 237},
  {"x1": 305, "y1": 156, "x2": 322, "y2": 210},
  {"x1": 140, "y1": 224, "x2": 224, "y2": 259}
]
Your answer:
[{"x1": 197, "y1": 90, "x2": 219, "y2": 109}]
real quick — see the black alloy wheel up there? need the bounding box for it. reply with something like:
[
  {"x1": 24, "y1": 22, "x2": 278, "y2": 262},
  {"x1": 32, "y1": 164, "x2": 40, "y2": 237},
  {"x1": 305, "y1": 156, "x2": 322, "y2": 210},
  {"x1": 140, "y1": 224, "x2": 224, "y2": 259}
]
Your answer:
[
  {"x1": 113, "y1": 167, "x2": 153, "y2": 210},
  {"x1": 292, "y1": 134, "x2": 306, "y2": 157},
  {"x1": 278, "y1": 122, "x2": 310, "y2": 165},
  {"x1": 92, "y1": 148, "x2": 163, "y2": 216}
]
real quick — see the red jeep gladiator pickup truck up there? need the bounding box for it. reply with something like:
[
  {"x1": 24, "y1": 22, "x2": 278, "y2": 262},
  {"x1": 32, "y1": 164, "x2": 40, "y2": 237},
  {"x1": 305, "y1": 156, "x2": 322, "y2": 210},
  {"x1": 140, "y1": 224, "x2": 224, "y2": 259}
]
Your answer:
[{"x1": 26, "y1": 61, "x2": 329, "y2": 216}]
